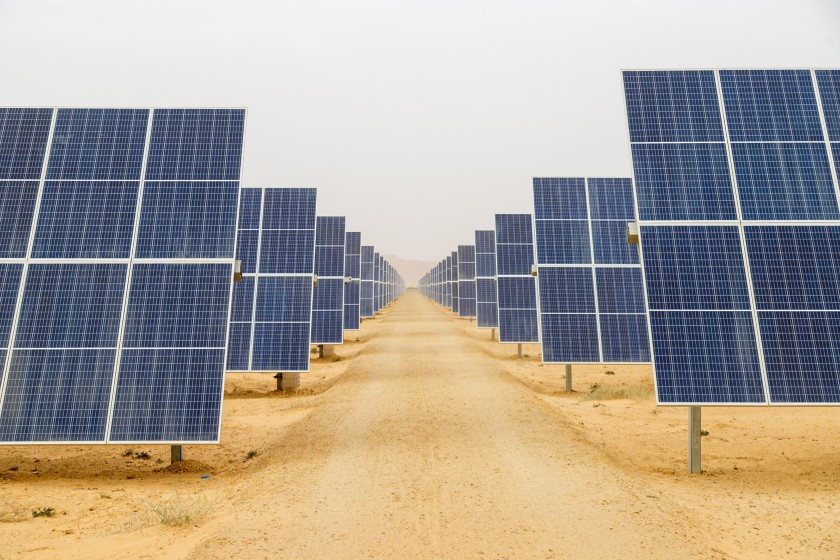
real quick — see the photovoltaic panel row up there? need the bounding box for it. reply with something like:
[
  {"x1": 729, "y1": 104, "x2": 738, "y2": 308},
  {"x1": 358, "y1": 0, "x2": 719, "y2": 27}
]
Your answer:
[
  {"x1": 227, "y1": 187, "x2": 316, "y2": 373},
  {"x1": 344, "y1": 232, "x2": 361, "y2": 330},
  {"x1": 311, "y1": 216, "x2": 346, "y2": 345},
  {"x1": 450, "y1": 251, "x2": 460, "y2": 314},
  {"x1": 533, "y1": 177, "x2": 650, "y2": 364},
  {"x1": 0, "y1": 107, "x2": 245, "y2": 444},
  {"x1": 495, "y1": 214, "x2": 539, "y2": 343},
  {"x1": 474, "y1": 230, "x2": 498, "y2": 328},
  {"x1": 623, "y1": 68, "x2": 840, "y2": 405}
]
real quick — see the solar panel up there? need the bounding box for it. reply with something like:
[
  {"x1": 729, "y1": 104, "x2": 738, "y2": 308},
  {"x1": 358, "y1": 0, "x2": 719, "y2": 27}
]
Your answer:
[
  {"x1": 311, "y1": 216, "x2": 346, "y2": 345},
  {"x1": 450, "y1": 251, "x2": 460, "y2": 314},
  {"x1": 495, "y1": 214, "x2": 539, "y2": 343},
  {"x1": 344, "y1": 231, "x2": 361, "y2": 330},
  {"x1": 360, "y1": 246, "x2": 374, "y2": 318},
  {"x1": 227, "y1": 187, "x2": 316, "y2": 373},
  {"x1": 475, "y1": 230, "x2": 499, "y2": 328},
  {"x1": 624, "y1": 68, "x2": 840, "y2": 405},
  {"x1": 457, "y1": 245, "x2": 476, "y2": 318},
  {"x1": 533, "y1": 178, "x2": 650, "y2": 364},
  {"x1": 0, "y1": 107, "x2": 245, "y2": 444},
  {"x1": 373, "y1": 252, "x2": 381, "y2": 313}
]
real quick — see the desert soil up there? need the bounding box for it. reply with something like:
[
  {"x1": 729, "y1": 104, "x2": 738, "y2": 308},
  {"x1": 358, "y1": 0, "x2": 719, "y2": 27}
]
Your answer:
[{"x1": 1, "y1": 290, "x2": 839, "y2": 559}]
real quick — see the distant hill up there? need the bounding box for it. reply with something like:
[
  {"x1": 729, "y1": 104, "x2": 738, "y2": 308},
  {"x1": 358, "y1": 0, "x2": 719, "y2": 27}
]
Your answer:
[{"x1": 382, "y1": 254, "x2": 436, "y2": 288}]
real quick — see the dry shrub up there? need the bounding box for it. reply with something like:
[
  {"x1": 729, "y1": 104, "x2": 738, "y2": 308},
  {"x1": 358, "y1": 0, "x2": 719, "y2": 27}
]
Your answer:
[
  {"x1": 126, "y1": 493, "x2": 212, "y2": 530},
  {"x1": 582, "y1": 383, "x2": 652, "y2": 401}
]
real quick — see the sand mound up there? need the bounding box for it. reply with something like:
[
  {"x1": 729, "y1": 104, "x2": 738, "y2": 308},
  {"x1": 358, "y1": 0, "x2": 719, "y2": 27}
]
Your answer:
[{"x1": 156, "y1": 459, "x2": 214, "y2": 475}]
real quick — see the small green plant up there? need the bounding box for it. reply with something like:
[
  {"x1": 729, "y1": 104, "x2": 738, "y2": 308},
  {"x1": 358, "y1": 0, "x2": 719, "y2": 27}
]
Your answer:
[
  {"x1": 700, "y1": 430, "x2": 710, "y2": 437},
  {"x1": 605, "y1": 370, "x2": 616, "y2": 376},
  {"x1": 32, "y1": 507, "x2": 55, "y2": 518},
  {"x1": 122, "y1": 449, "x2": 134, "y2": 457},
  {"x1": 134, "y1": 451, "x2": 151, "y2": 460},
  {"x1": 245, "y1": 450, "x2": 258, "y2": 461}
]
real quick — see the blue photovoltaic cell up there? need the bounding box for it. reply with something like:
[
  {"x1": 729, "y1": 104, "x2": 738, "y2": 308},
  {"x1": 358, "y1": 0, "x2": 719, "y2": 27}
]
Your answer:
[
  {"x1": 0, "y1": 107, "x2": 244, "y2": 444},
  {"x1": 0, "y1": 264, "x2": 22, "y2": 347},
  {"x1": 260, "y1": 230, "x2": 315, "y2": 274},
  {"x1": 496, "y1": 244, "x2": 534, "y2": 275},
  {"x1": 15, "y1": 263, "x2": 126, "y2": 348},
  {"x1": 631, "y1": 143, "x2": 737, "y2": 221},
  {"x1": 344, "y1": 231, "x2": 361, "y2": 330},
  {"x1": 649, "y1": 311, "x2": 764, "y2": 403},
  {"x1": 623, "y1": 70, "x2": 724, "y2": 143},
  {"x1": 145, "y1": 109, "x2": 245, "y2": 181},
  {"x1": 229, "y1": 276, "x2": 255, "y2": 322},
  {"x1": 252, "y1": 323, "x2": 310, "y2": 372},
  {"x1": 33, "y1": 181, "x2": 138, "y2": 258},
  {"x1": 759, "y1": 312, "x2": 840, "y2": 403},
  {"x1": 458, "y1": 245, "x2": 476, "y2": 318},
  {"x1": 262, "y1": 188, "x2": 317, "y2": 230},
  {"x1": 110, "y1": 349, "x2": 224, "y2": 442},
  {"x1": 315, "y1": 246, "x2": 345, "y2": 278},
  {"x1": 642, "y1": 226, "x2": 750, "y2": 311},
  {"x1": 47, "y1": 109, "x2": 148, "y2": 181},
  {"x1": 475, "y1": 230, "x2": 498, "y2": 329},
  {"x1": 533, "y1": 178, "x2": 587, "y2": 219},
  {"x1": 587, "y1": 178, "x2": 635, "y2": 220},
  {"x1": 498, "y1": 309, "x2": 539, "y2": 343},
  {"x1": 123, "y1": 263, "x2": 230, "y2": 348},
  {"x1": 599, "y1": 315, "x2": 650, "y2": 363},
  {"x1": 135, "y1": 181, "x2": 239, "y2": 258},
  {"x1": 496, "y1": 214, "x2": 534, "y2": 244},
  {"x1": 360, "y1": 245, "x2": 374, "y2": 318},
  {"x1": 344, "y1": 281, "x2": 360, "y2": 330},
  {"x1": 746, "y1": 226, "x2": 840, "y2": 310},
  {"x1": 720, "y1": 70, "x2": 823, "y2": 142},
  {"x1": 596, "y1": 268, "x2": 645, "y2": 314},
  {"x1": 255, "y1": 276, "x2": 313, "y2": 323},
  {"x1": 0, "y1": 181, "x2": 39, "y2": 258},
  {"x1": 315, "y1": 216, "x2": 346, "y2": 246},
  {"x1": 226, "y1": 323, "x2": 252, "y2": 371},
  {"x1": 537, "y1": 268, "x2": 594, "y2": 314},
  {"x1": 238, "y1": 188, "x2": 262, "y2": 229},
  {"x1": 592, "y1": 221, "x2": 639, "y2": 264},
  {"x1": 235, "y1": 230, "x2": 259, "y2": 274},
  {"x1": 816, "y1": 70, "x2": 840, "y2": 141},
  {"x1": 540, "y1": 314, "x2": 599, "y2": 363},
  {"x1": 0, "y1": 349, "x2": 116, "y2": 442},
  {"x1": 0, "y1": 108, "x2": 53, "y2": 179},
  {"x1": 732, "y1": 143, "x2": 838, "y2": 220},
  {"x1": 535, "y1": 220, "x2": 590, "y2": 265}
]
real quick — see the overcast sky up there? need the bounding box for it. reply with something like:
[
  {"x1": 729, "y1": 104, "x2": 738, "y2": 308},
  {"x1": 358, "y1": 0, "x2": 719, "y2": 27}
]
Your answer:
[{"x1": 1, "y1": 0, "x2": 839, "y2": 265}]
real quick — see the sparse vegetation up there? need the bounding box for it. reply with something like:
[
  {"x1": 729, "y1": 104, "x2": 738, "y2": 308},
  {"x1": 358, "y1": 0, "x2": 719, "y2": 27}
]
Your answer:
[
  {"x1": 604, "y1": 370, "x2": 615, "y2": 376},
  {"x1": 700, "y1": 430, "x2": 710, "y2": 437},
  {"x1": 245, "y1": 450, "x2": 258, "y2": 461},
  {"x1": 134, "y1": 451, "x2": 151, "y2": 460},
  {"x1": 8, "y1": 466, "x2": 18, "y2": 471},
  {"x1": 122, "y1": 449, "x2": 134, "y2": 457},
  {"x1": 581, "y1": 382, "x2": 653, "y2": 401},
  {"x1": 32, "y1": 507, "x2": 55, "y2": 518},
  {"x1": 142, "y1": 493, "x2": 212, "y2": 527},
  {"x1": 100, "y1": 492, "x2": 112, "y2": 499}
]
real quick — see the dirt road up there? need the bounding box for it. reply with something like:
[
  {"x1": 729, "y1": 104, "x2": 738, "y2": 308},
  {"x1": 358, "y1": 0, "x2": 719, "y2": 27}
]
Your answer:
[{"x1": 192, "y1": 292, "x2": 709, "y2": 559}]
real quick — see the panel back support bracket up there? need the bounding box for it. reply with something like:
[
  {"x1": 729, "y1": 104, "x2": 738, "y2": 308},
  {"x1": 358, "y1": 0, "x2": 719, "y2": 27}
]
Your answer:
[{"x1": 689, "y1": 406, "x2": 702, "y2": 474}]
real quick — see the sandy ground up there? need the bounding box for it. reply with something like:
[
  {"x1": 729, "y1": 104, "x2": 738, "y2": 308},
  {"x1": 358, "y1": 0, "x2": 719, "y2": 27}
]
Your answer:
[{"x1": 1, "y1": 290, "x2": 839, "y2": 559}]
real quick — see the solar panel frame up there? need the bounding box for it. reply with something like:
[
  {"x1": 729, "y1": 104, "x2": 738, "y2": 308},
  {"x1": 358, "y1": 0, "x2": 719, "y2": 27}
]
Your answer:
[
  {"x1": 0, "y1": 107, "x2": 245, "y2": 444},
  {"x1": 623, "y1": 68, "x2": 840, "y2": 406}
]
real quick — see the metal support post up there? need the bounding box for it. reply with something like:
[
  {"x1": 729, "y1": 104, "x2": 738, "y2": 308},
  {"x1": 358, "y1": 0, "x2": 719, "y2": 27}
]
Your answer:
[
  {"x1": 565, "y1": 363, "x2": 572, "y2": 392},
  {"x1": 318, "y1": 344, "x2": 335, "y2": 358},
  {"x1": 275, "y1": 372, "x2": 301, "y2": 391},
  {"x1": 490, "y1": 328, "x2": 496, "y2": 341},
  {"x1": 171, "y1": 445, "x2": 183, "y2": 464},
  {"x1": 689, "y1": 406, "x2": 702, "y2": 474},
  {"x1": 517, "y1": 343, "x2": 522, "y2": 358}
]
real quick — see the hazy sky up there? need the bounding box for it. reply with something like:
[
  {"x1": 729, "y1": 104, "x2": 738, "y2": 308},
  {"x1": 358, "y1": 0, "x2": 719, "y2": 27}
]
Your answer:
[{"x1": 1, "y1": 0, "x2": 839, "y2": 264}]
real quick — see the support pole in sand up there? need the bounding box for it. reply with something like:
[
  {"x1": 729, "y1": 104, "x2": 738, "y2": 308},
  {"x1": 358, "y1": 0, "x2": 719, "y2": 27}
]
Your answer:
[
  {"x1": 565, "y1": 363, "x2": 572, "y2": 392},
  {"x1": 688, "y1": 406, "x2": 701, "y2": 474},
  {"x1": 517, "y1": 343, "x2": 522, "y2": 358},
  {"x1": 490, "y1": 328, "x2": 496, "y2": 341},
  {"x1": 317, "y1": 344, "x2": 335, "y2": 358},
  {"x1": 275, "y1": 372, "x2": 301, "y2": 391},
  {"x1": 170, "y1": 445, "x2": 183, "y2": 464}
]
